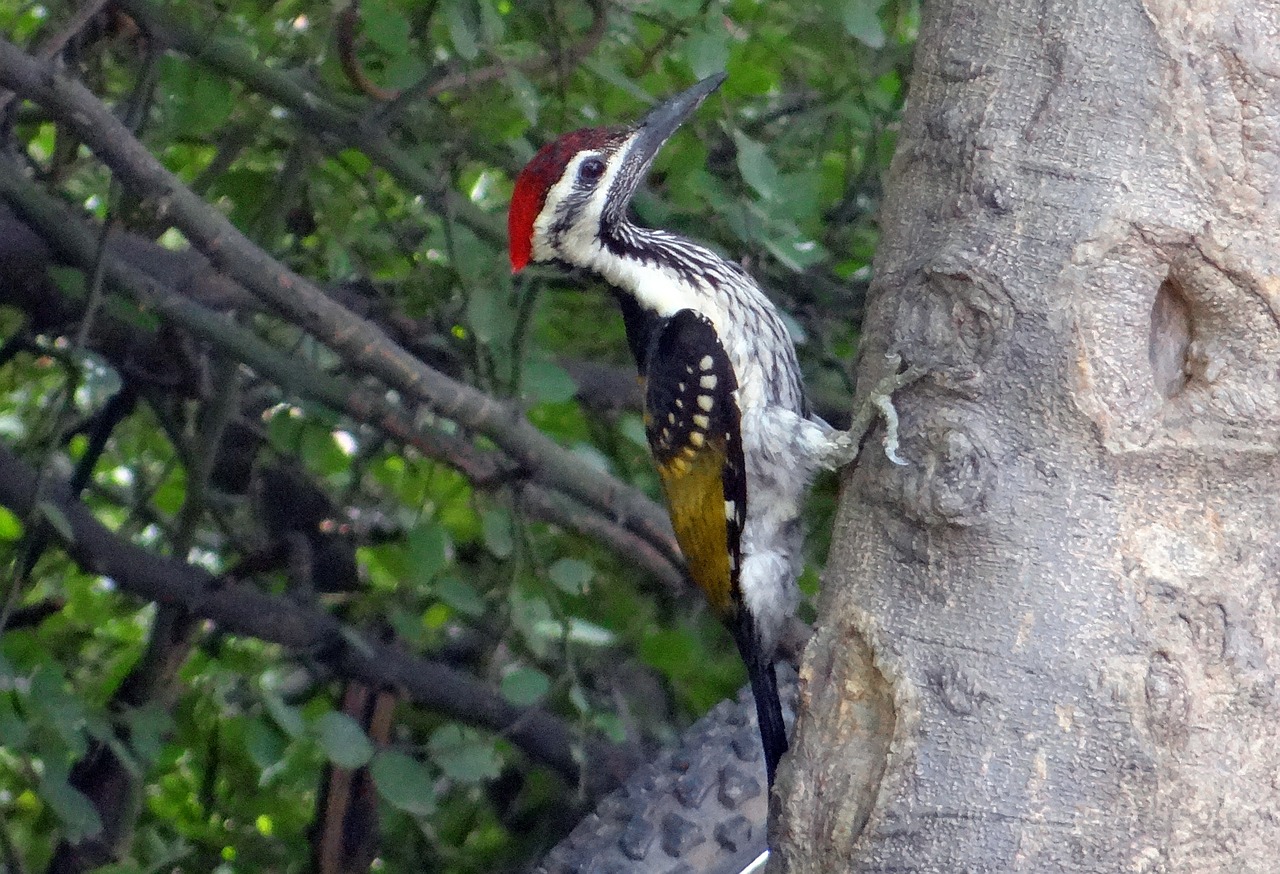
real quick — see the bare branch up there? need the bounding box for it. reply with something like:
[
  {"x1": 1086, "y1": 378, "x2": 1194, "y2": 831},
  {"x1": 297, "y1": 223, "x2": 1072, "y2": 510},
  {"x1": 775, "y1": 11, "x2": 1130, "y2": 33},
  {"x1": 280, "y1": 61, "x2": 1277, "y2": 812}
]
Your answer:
[
  {"x1": 112, "y1": 0, "x2": 503, "y2": 246},
  {"x1": 0, "y1": 164, "x2": 686, "y2": 590},
  {"x1": 0, "y1": 439, "x2": 640, "y2": 792},
  {"x1": 380, "y1": 0, "x2": 609, "y2": 119},
  {"x1": 0, "y1": 38, "x2": 681, "y2": 574}
]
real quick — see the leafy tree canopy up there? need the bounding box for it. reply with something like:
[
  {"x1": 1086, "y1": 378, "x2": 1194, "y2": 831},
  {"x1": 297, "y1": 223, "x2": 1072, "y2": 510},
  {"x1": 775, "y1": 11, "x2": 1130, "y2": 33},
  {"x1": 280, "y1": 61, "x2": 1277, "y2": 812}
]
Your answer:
[{"x1": 0, "y1": 1, "x2": 914, "y2": 870}]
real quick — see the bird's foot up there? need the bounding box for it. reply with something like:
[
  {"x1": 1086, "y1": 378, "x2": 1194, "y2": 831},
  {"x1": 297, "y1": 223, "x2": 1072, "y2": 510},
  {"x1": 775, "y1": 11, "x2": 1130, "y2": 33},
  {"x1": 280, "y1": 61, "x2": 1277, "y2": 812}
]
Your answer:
[{"x1": 827, "y1": 353, "x2": 925, "y2": 468}]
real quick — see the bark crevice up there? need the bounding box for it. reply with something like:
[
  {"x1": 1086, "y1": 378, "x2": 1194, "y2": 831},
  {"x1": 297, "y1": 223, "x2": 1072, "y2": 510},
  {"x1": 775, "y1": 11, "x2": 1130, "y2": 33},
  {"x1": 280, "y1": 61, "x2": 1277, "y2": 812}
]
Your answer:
[{"x1": 779, "y1": 0, "x2": 1280, "y2": 870}]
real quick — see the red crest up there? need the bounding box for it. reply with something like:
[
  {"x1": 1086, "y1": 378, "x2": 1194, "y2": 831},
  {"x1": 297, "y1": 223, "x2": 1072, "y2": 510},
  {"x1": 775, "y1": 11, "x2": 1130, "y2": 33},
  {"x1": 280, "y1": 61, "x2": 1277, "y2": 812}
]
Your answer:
[{"x1": 508, "y1": 127, "x2": 622, "y2": 272}]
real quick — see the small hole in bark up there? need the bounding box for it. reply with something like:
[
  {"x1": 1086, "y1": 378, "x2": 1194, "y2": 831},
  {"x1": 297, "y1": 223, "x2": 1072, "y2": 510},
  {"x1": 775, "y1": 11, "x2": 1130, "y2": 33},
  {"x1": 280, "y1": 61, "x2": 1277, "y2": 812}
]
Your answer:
[{"x1": 1148, "y1": 277, "x2": 1193, "y2": 399}]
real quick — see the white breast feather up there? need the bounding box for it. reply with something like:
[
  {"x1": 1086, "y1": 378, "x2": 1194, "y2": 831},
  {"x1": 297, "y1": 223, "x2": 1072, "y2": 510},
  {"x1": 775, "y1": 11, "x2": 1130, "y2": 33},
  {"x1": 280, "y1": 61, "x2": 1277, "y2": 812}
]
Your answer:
[{"x1": 529, "y1": 140, "x2": 831, "y2": 654}]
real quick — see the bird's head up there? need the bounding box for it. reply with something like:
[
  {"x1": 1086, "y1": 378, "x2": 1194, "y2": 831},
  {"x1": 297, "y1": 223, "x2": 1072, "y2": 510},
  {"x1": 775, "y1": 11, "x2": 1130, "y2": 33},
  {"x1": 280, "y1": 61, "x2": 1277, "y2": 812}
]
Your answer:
[{"x1": 508, "y1": 73, "x2": 726, "y2": 273}]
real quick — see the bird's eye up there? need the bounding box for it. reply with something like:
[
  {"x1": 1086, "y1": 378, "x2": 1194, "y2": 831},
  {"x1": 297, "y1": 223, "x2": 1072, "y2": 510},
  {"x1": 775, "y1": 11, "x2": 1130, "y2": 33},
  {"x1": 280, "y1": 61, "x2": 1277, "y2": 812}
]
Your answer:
[{"x1": 578, "y1": 157, "x2": 606, "y2": 184}]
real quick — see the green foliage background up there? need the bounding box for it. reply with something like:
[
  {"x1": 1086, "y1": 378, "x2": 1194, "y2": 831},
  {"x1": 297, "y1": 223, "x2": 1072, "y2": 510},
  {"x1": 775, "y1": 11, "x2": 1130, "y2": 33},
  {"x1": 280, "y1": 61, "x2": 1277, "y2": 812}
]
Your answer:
[{"x1": 0, "y1": 0, "x2": 914, "y2": 870}]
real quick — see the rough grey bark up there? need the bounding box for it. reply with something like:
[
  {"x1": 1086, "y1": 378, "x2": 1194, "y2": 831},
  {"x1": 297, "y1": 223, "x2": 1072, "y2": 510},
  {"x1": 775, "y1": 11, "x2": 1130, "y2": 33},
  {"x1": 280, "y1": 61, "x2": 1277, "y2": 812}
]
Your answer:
[{"x1": 778, "y1": 1, "x2": 1280, "y2": 871}]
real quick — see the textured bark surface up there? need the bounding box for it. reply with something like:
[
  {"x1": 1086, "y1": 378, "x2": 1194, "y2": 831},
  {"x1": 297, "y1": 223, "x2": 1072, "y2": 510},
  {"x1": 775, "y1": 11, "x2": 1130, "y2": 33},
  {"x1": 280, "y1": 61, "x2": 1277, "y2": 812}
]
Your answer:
[{"x1": 777, "y1": 1, "x2": 1280, "y2": 871}]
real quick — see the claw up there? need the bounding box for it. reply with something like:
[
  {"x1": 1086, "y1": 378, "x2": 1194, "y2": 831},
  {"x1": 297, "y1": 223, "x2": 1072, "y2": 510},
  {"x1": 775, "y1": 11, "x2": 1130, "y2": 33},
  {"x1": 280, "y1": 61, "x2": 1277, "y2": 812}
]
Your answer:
[
  {"x1": 876, "y1": 360, "x2": 925, "y2": 465},
  {"x1": 875, "y1": 393, "x2": 908, "y2": 465},
  {"x1": 834, "y1": 355, "x2": 925, "y2": 469}
]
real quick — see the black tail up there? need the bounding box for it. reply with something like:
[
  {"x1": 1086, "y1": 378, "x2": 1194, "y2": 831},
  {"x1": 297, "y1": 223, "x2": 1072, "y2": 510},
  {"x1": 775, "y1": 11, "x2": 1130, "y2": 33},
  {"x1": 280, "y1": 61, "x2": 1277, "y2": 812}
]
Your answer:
[{"x1": 731, "y1": 612, "x2": 788, "y2": 788}]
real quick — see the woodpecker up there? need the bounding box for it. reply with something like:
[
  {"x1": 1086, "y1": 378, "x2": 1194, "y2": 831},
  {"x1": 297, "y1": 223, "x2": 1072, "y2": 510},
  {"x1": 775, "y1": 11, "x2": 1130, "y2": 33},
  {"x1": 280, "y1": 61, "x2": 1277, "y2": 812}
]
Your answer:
[{"x1": 508, "y1": 73, "x2": 913, "y2": 788}]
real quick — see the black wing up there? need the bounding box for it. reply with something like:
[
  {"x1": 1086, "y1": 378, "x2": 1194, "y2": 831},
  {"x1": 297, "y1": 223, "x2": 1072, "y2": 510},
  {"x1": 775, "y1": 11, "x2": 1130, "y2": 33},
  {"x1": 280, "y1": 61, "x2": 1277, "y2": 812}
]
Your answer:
[
  {"x1": 644, "y1": 310, "x2": 787, "y2": 786},
  {"x1": 643, "y1": 309, "x2": 746, "y2": 617}
]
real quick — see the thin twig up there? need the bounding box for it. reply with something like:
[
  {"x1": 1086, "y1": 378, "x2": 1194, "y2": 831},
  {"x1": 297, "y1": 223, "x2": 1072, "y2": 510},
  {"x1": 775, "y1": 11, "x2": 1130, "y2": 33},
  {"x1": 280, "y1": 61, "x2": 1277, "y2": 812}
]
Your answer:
[
  {"x1": 0, "y1": 37, "x2": 681, "y2": 571},
  {"x1": 0, "y1": 165, "x2": 686, "y2": 591},
  {"x1": 377, "y1": 0, "x2": 609, "y2": 122},
  {"x1": 0, "y1": 440, "x2": 641, "y2": 792},
  {"x1": 0, "y1": 0, "x2": 113, "y2": 114}
]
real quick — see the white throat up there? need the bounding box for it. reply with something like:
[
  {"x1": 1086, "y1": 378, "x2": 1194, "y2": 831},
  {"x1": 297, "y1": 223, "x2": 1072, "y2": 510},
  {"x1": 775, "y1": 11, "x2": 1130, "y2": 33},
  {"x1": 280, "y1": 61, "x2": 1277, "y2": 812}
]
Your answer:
[{"x1": 585, "y1": 238, "x2": 707, "y2": 317}]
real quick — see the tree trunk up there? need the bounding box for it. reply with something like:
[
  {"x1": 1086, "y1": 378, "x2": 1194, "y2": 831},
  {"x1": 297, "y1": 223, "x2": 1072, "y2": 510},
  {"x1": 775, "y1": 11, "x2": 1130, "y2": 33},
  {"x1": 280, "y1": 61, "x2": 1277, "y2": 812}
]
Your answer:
[{"x1": 778, "y1": 0, "x2": 1280, "y2": 870}]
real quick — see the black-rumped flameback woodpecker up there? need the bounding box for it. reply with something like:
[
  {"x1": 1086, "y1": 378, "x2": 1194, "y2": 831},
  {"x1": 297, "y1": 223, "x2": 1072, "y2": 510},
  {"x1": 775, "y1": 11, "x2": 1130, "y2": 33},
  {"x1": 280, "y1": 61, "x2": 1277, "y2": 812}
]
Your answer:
[{"x1": 508, "y1": 73, "x2": 914, "y2": 789}]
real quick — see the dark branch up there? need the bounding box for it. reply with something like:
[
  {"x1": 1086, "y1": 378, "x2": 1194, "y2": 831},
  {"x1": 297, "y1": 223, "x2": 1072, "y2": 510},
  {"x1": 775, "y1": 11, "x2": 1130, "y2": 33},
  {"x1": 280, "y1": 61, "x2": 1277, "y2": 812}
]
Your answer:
[
  {"x1": 0, "y1": 439, "x2": 640, "y2": 793},
  {"x1": 112, "y1": 0, "x2": 503, "y2": 245},
  {"x1": 0, "y1": 37, "x2": 681, "y2": 574},
  {"x1": 0, "y1": 167, "x2": 686, "y2": 591}
]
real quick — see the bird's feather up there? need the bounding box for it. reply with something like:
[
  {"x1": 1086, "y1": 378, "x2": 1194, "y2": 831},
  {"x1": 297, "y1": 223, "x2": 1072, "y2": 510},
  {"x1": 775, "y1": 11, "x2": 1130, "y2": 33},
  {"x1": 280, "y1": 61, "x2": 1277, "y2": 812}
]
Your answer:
[
  {"x1": 643, "y1": 310, "x2": 746, "y2": 616},
  {"x1": 643, "y1": 310, "x2": 788, "y2": 786}
]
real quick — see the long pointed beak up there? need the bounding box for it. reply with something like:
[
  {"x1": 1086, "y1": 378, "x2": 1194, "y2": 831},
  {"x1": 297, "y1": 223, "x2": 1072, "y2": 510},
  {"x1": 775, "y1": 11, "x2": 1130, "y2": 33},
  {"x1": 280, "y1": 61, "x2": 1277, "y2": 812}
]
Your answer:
[
  {"x1": 600, "y1": 73, "x2": 726, "y2": 227},
  {"x1": 629, "y1": 72, "x2": 727, "y2": 167}
]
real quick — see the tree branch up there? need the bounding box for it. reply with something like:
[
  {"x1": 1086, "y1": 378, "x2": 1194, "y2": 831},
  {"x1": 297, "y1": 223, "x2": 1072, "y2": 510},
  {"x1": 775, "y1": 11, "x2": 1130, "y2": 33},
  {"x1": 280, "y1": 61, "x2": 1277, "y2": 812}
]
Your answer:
[
  {"x1": 378, "y1": 0, "x2": 609, "y2": 120},
  {"x1": 0, "y1": 164, "x2": 685, "y2": 591},
  {"x1": 112, "y1": 0, "x2": 504, "y2": 246},
  {"x1": 0, "y1": 439, "x2": 640, "y2": 793},
  {"x1": 0, "y1": 0, "x2": 113, "y2": 114},
  {"x1": 0, "y1": 38, "x2": 681, "y2": 575}
]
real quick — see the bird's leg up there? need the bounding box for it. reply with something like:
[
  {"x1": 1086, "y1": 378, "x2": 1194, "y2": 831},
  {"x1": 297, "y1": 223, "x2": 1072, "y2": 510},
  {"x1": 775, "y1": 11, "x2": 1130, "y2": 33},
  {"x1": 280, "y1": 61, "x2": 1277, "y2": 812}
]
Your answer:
[{"x1": 823, "y1": 354, "x2": 925, "y2": 469}]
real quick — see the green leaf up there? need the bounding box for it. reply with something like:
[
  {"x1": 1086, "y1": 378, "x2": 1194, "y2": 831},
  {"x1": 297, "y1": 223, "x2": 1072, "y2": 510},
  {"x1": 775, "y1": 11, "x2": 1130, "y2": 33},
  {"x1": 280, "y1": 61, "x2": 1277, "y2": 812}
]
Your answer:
[
  {"x1": 262, "y1": 690, "x2": 305, "y2": 739},
  {"x1": 89, "y1": 715, "x2": 141, "y2": 779},
  {"x1": 408, "y1": 522, "x2": 450, "y2": 584},
  {"x1": 547, "y1": 557, "x2": 593, "y2": 595},
  {"x1": 434, "y1": 575, "x2": 485, "y2": 616},
  {"x1": 479, "y1": 0, "x2": 505, "y2": 43},
  {"x1": 74, "y1": 350, "x2": 122, "y2": 411},
  {"x1": 361, "y1": 542, "x2": 411, "y2": 591},
  {"x1": 39, "y1": 767, "x2": 102, "y2": 842},
  {"x1": 451, "y1": 225, "x2": 494, "y2": 287},
  {"x1": 300, "y1": 427, "x2": 351, "y2": 478},
  {"x1": 159, "y1": 56, "x2": 235, "y2": 138},
  {"x1": 151, "y1": 466, "x2": 187, "y2": 516},
  {"x1": 758, "y1": 227, "x2": 829, "y2": 271},
  {"x1": 481, "y1": 508, "x2": 513, "y2": 559},
  {"x1": 531, "y1": 617, "x2": 615, "y2": 647},
  {"x1": 244, "y1": 717, "x2": 286, "y2": 771},
  {"x1": 0, "y1": 693, "x2": 29, "y2": 748},
  {"x1": 582, "y1": 57, "x2": 654, "y2": 102},
  {"x1": 841, "y1": 0, "x2": 887, "y2": 48},
  {"x1": 371, "y1": 750, "x2": 437, "y2": 816},
  {"x1": 521, "y1": 360, "x2": 577, "y2": 405},
  {"x1": 732, "y1": 130, "x2": 780, "y2": 201},
  {"x1": 619, "y1": 413, "x2": 649, "y2": 448},
  {"x1": 506, "y1": 68, "x2": 539, "y2": 126},
  {"x1": 653, "y1": 0, "x2": 702, "y2": 15},
  {"x1": 48, "y1": 266, "x2": 86, "y2": 298},
  {"x1": 362, "y1": 0, "x2": 412, "y2": 54},
  {"x1": 123, "y1": 704, "x2": 173, "y2": 767},
  {"x1": 640, "y1": 628, "x2": 700, "y2": 677},
  {"x1": 684, "y1": 21, "x2": 730, "y2": 80},
  {"x1": 466, "y1": 287, "x2": 515, "y2": 362},
  {"x1": 315, "y1": 711, "x2": 374, "y2": 769},
  {"x1": 337, "y1": 148, "x2": 371, "y2": 175},
  {"x1": 0, "y1": 505, "x2": 24, "y2": 540},
  {"x1": 29, "y1": 666, "x2": 86, "y2": 755},
  {"x1": 509, "y1": 587, "x2": 554, "y2": 656},
  {"x1": 445, "y1": 0, "x2": 480, "y2": 60},
  {"x1": 428, "y1": 725, "x2": 501, "y2": 783},
  {"x1": 724, "y1": 52, "x2": 777, "y2": 96},
  {"x1": 422, "y1": 602, "x2": 451, "y2": 630},
  {"x1": 500, "y1": 666, "x2": 550, "y2": 706}
]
